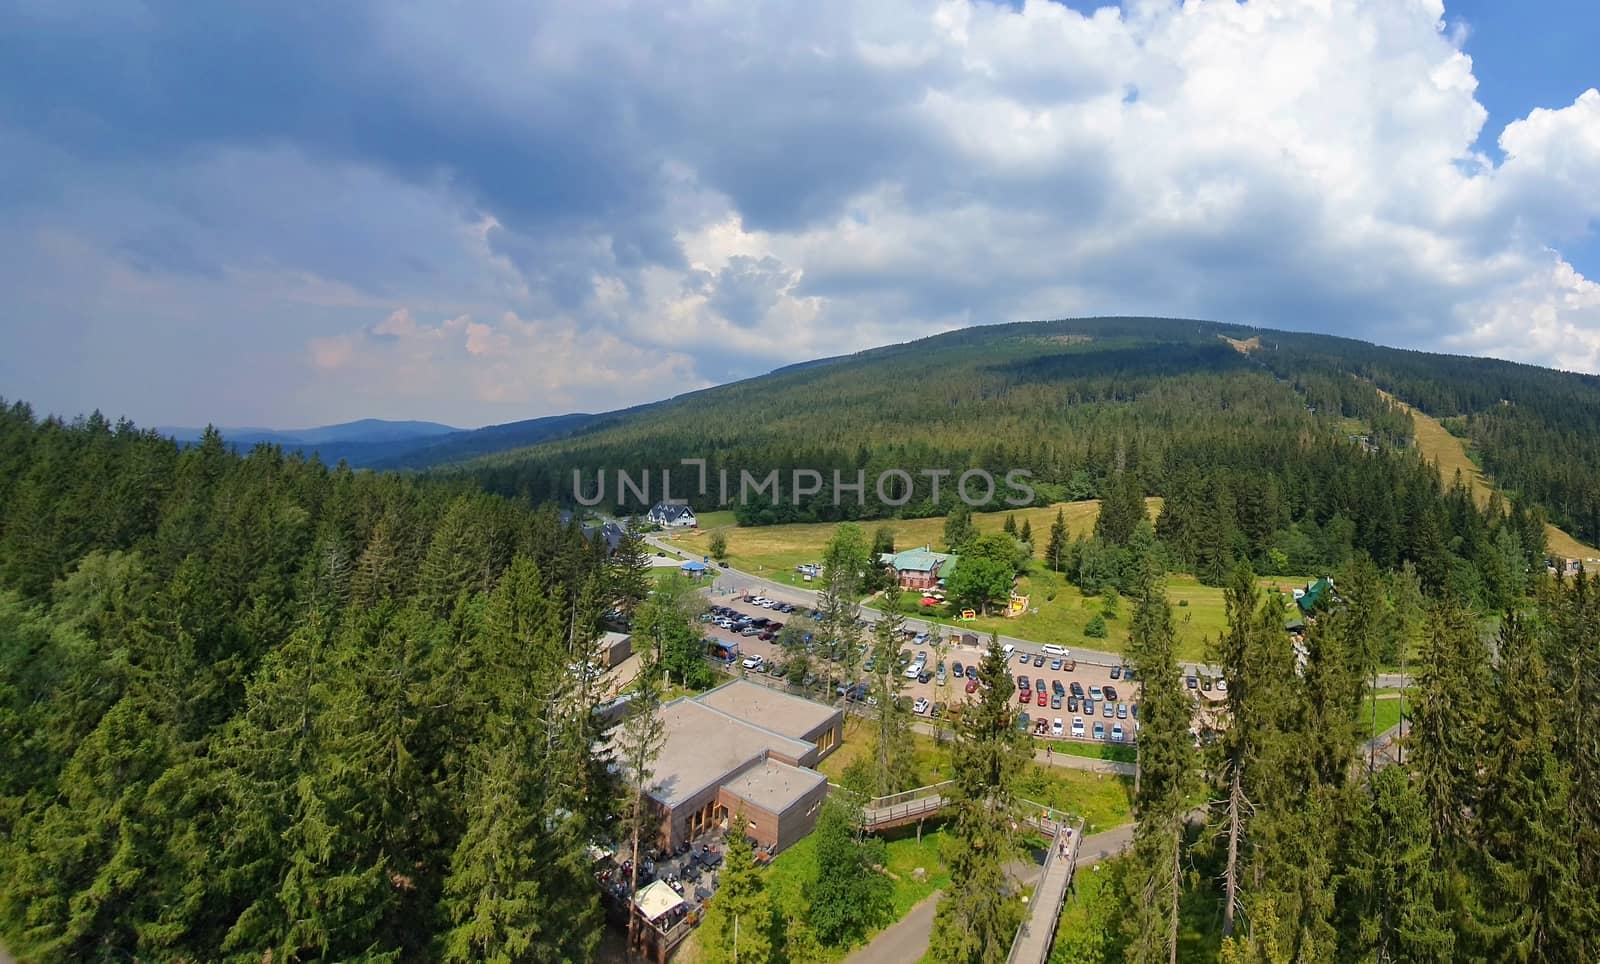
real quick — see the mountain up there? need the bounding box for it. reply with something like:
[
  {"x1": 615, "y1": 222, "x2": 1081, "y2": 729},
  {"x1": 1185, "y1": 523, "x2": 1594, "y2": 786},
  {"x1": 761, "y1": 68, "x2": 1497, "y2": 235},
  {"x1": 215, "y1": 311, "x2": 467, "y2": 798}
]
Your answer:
[
  {"x1": 157, "y1": 414, "x2": 614, "y2": 469},
  {"x1": 160, "y1": 418, "x2": 459, "y2": 448},
  {"x1": 445, "y1": 317, "x2": 1600, "y2": 553}
]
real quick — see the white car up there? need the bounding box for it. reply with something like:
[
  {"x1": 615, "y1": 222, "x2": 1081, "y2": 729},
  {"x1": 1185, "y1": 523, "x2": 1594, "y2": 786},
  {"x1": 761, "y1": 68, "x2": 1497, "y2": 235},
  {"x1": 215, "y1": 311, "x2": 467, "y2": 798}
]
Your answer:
[
  {"x1": 1111, "y1": 723, "x2": 1124, "y2": 742},
  {"x1": 1051, "y1": 717, "x2": 1064, "y2": 737},
  {"x1": 913, "y1": 697, "x2": 931, "y2": 715},
  {"x1": 1088, "y1": 685, "x2": 1104, "y2": 702},
  {"x1": 903, "y1": 662, "x2": 924, "y2": 680},
  {"x1": 1215, "y1": 679, "x2": 1228, "y2": 692},
  {"x1": 1071, "y1": 716, "x2": 1085, "y2": 738},
  {"x1": 749, "y1": 595, "x2": 769, "y2": 606},
  {"x1": 741, "y1": 655, "x2": 764, "y2": 671},
  {"x1": 1017, "y1": 651, "x2": 1031, "y2": 665},
  {"x1": 1041, "y1": 643, "x2": 1069, "y2": 658}
]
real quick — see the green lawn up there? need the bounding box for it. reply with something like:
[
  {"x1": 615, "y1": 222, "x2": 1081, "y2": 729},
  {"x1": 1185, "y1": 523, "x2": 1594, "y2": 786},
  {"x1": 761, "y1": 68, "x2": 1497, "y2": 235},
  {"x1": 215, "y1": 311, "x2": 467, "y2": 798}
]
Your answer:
[
  {"x1": 1013, "y1": 764, "x2": 1133, "y2": 834},
  {"x1": 1050, "y1": 740, "x2": 1137, "y2": 764},
  {"x1": 819, "y1": 718, "x2": 955, "y2": 790},
  {"x1": 1363, "y1": 692, "x2": 1408, "y2": 738}
]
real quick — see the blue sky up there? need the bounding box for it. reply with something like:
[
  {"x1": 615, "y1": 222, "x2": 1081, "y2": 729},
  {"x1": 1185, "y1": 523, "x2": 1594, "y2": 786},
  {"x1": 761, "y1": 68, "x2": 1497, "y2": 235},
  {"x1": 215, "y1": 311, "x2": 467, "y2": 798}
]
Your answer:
[{"x1": 1, "y1": 0, "x2": 1597, "y2": 429}]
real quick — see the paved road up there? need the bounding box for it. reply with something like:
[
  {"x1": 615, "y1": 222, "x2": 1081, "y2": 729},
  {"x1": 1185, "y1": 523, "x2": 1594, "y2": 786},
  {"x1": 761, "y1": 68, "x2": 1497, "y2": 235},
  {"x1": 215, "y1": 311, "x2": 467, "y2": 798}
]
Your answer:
[
  {"x1": 844, "y1": 891, "x2": 942, "y2": 964},
  {"x1": 669, "y1": 538, "x2": 1412, "y2": 688}
]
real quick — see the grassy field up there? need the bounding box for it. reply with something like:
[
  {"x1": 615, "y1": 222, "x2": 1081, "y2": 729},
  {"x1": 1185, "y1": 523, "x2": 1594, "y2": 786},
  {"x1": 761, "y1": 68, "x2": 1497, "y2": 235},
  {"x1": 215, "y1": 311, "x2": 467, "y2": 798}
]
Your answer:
[
  {"x1": 1363, "y1": 692, "x2": 1408, "y2": 738},
  {"x1": 818, "y1": 718, "x2": 956, "y2": 789},
  {"x1": 1380, "y1": 389, "x2": 1597, "y2": 560},
  {"x1": 663, "y1": 499, "x2": 1155, "y2": 588},
  {"x1": 1050, "y1": 740, "x2": 1137, "y2": 764}
]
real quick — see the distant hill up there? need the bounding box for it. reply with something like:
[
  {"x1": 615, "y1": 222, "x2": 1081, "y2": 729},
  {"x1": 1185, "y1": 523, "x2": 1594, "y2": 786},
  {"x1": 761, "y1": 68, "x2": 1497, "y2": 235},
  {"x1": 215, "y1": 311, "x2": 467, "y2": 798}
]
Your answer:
[
  {"x1": 442, "y1": 316, "x2": 1600, "y2": 552},
  {"x1": 160, "y1": 418, "x2": 459, "y2": 448},
  {"x1": 161, "y1": 414, "x2": 613, "y2": 469}
]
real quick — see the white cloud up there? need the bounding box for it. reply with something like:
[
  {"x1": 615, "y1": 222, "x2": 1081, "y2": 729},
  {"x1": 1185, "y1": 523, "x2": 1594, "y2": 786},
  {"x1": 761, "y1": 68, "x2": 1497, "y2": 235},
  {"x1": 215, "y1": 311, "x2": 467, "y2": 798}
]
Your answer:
[{"x1": 6, "y1": 0, "x2": 1600, "y2": 425}]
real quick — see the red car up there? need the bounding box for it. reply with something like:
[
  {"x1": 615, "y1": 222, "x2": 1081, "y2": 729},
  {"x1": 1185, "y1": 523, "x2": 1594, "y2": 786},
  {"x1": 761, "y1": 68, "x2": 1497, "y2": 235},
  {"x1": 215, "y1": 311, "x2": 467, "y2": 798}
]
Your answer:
[
  {"x1": 965, "y1": 678, "x2": 979, "y2": 694},
  {"x1": 1017, "y1": 687, "x2": 1031, "y2": 704},
  {"x1": 1036, "y1": 690, "x2": 1048, "y2": 706}
]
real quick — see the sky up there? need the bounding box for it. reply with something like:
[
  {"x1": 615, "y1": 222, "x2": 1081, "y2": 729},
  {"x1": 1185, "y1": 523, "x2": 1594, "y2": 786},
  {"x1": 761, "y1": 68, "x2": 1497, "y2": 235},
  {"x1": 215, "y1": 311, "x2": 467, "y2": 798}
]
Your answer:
[{"x1": 1, "y1": 0, "x2": 1597, "y2": 430}]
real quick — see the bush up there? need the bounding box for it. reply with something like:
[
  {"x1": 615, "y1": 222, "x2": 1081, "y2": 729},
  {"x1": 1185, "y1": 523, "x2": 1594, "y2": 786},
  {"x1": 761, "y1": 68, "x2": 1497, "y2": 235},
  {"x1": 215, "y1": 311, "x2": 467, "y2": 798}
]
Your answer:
[
  {"x1": 1084, "y1": 614, "x2": 1107, "y2": 638},
  {"x1": 1177, "y1": 599, "x2": 1189, "y2": 607}
]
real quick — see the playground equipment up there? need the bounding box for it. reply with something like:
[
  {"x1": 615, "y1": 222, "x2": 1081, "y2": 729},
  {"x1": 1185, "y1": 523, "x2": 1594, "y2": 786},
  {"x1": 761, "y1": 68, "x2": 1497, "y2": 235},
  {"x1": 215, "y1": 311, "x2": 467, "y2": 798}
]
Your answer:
[
  {"x1": 959, "y1": 609, "x2": 977, "y2": 622},
  {"x1": 1006, "y1": 593, "x2": 1030, "y2": 617}
]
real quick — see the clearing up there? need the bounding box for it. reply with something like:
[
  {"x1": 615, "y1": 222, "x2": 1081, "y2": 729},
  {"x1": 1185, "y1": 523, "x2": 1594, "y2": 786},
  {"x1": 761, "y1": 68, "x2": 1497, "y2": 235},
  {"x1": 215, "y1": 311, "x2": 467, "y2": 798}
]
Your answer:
[{"x1": 1379, "y1": 389, "x2": 1597, "y2": 560}]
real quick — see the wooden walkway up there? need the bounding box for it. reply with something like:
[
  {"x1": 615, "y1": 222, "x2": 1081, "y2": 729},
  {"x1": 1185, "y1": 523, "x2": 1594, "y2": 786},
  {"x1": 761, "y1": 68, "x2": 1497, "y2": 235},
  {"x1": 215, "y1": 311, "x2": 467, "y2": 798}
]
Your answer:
[
  {"x1": 1006, "y1": 817, "x2": 1085, "y2": 964},
  {"x1": 858, "y1": 782, "x2": 953, "y2": 831}
]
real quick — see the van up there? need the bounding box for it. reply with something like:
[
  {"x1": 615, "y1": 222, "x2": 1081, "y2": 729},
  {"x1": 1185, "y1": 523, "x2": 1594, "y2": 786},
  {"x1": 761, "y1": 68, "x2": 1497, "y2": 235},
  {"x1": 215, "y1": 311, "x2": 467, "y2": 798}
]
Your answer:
[
  {"x1": 1001, "y1": 643, "x2": 1016, "y2": 660},
  {"x1": 1041, "y1": 644, "x2": 1069, "y2": 658}
]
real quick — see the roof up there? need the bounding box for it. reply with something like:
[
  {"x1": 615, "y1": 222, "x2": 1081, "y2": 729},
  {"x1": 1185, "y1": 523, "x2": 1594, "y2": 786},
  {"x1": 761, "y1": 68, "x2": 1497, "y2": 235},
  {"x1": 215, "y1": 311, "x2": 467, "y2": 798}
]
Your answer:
[
  {"x1": 1297, "y1": 577, "x2": 1333, "y2": 613},
  {"x1": 582, "y1": 521, "x2": 625, "y2": 553},
  {"x1": 695, "y1": 679, "x2": 843, "y2": 741},
  {"x1": 598, "y1": 631, "x2": 631, "y2": 651},
  {"x1": 650, "y1": 502, "x2": 696, "y2": 522},
  {"x1": 642, "y1": 698, "x2": 814, "y2": 809},
  {"x1": 634, "y1": 880, "x2": 685, "y2": 921},
  {"x1": 879, "y1": 548, "x2": 956, "y2": 573},
  {"x1": 719, "y1": 759, "x2": 827, "y2": 816},
  {"x1": 681, "y1": 560, "x2": 708, "y2": 571}
]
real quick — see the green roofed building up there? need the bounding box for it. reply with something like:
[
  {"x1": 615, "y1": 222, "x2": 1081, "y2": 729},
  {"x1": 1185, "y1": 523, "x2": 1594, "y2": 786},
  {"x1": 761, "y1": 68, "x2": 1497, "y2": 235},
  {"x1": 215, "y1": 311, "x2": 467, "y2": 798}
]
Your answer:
[
  {"x1": 1297, "y1": 577, "x2": 1333, "y2": 614},
  {"x1": 878, "y1": 547, "x2": 959, "y2": 590}
]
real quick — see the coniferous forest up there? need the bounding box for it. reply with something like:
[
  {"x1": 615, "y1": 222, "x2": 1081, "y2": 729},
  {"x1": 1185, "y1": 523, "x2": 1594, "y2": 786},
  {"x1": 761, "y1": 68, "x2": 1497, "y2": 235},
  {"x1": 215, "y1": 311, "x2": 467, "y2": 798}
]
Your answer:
[{"x1": 0, "y1": 403, "x2": 626, "y2": 962}]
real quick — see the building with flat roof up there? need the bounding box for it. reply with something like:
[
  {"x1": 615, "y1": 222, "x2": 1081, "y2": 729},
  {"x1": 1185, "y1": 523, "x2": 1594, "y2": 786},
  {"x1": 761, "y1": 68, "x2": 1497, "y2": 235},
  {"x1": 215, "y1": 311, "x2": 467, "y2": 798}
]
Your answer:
[{"x1": 621, "y1": 679, "x2": 842, "y2": 854}]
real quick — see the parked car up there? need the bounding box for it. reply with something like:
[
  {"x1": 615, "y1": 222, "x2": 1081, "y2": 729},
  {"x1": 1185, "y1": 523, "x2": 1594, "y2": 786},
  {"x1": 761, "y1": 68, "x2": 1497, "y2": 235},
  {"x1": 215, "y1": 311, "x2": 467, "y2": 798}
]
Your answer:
[
  {"x1": 1067, "y1": 695, "x2": 1079, "y2": 713},
  {"x1": 1052, "y1": 680, "x2": 1066, "y2": 697},
  {"x1": 1093, "y1": 721, "x2": 1106, "y2": 741},
  {"x1": 1035, "y1": 677, "x2": 1046, "y2": 693},
  {"x1": 917, "y1": 670, "x2": 931, "y2": 684},
  {"x1": 1132, "y1": 703, "x2": 1140, "y2": 719},
  {"x1": 1050, "y1": 657, "x2": 1063, "y2": 671},
  {"x1": 1036, "y1": 690, "x2": 1048, "y2": 707},
  {"x1": 1215, "y1": 680, "x2": 1227, "y2": 692},
  {"x1": 1083, "y1": 698, "x2": 1096, "y2": 716},
  {"x1": 965, "y1": 678, "x2": 979, "y2": 694},
  {"x1": 1017, "y1": 712, "x2": 1031, "y2": 733},
  {"x1": 1041, "y1": 644, "x2": 1069, "y2": 658},
  {"x1": 1017, "y1": 651, "x2": 1032, "y2": 665},
  {"x1": 932, "y1": 701, "x2": 947, "y2": 718},
  {"x1": 952, "y1": 661, "x2": 965, "y2": 678},
  {"x1": 1117, "y1": 702, "x2": 1128, "y2": 719},
  {"x1": 741, "y1": 655, "x2": 764, "y2": 670},
  {"x1": 1102, "y1": 701, "x2": 1115, "y2": 718},
  {"x1": 1110, "y1": 664, "x2": 1122, "y2": 680},
  {"x1": 913, "y1": 697, "x2": 931, "y2": 715},
  {"x1": 936, "y1": 665, "x2": 947, "y2": 685},
  {"x1": 1088, "y1": 685, "x2": 1104, "y2": 701},
  {"x1": 1051, "y1": 717, "x2": 1065, "y2": 737},
  {"x1": 1050, "y1": 693, "x2": 1063, "y2": 710},
  {"x1": 903, "y1": 662, "x2": 923, "y2": 680},
  {"x1": 1071, "y1": 716, "x2": 1086, "y2": 737},
  {"x1": 1111, "y1": 723, "x2": 1124, "y2": 742},
  {"x1": 1186, "y1": 676, "x2": 1199, "y2": 689},
  {"x1": 740, "y1": 624, "x2": 762, "y2": 636},
  {"x1": 1103, "y1": 685, "x2": 1118, "y2": 701},
  {"x1": 1032, "y1": 653, "x2": 1046, "y2": 667},
  {"x1": 1070, "y1": 681, "x2": 1085, "y2": 698},
  {"x1": 1202, "y1": 677, "x2": 1213, "y2": 691}
]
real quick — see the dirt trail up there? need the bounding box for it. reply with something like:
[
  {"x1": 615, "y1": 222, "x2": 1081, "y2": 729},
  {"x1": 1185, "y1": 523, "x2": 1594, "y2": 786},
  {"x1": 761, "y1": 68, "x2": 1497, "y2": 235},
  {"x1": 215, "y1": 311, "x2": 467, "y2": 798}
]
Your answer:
[{"x1": 1378, "y1": 389, "x2": 1598, "y2": 560}]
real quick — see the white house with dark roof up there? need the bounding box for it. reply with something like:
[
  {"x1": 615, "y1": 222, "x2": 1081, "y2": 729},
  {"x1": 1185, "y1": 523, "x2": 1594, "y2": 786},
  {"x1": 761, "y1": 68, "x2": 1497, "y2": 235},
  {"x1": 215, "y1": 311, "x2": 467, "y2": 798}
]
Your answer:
[{"x1": 647, "y1": 502, "x2": 698, "y2": 528}]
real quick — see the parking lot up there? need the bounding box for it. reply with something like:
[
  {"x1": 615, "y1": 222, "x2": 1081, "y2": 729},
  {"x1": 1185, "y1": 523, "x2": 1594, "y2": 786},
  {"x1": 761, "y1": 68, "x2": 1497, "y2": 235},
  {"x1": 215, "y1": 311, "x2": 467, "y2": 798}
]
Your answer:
[{"x1": 696, "y1": 593, "x2": 1231, "y2": 746}]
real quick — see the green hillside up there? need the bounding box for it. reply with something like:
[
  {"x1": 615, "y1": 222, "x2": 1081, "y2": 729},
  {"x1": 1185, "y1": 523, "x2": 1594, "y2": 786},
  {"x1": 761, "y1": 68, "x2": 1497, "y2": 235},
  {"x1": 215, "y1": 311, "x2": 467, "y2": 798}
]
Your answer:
[{"x1": 448, "y1": 318, "x2": 1595, "y2": 613}]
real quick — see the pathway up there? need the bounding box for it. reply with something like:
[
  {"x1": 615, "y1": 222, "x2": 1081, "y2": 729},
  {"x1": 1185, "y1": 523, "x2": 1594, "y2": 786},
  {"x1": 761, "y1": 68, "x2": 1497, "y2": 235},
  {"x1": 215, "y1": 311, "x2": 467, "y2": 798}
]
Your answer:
[
  {"x1": 843, "y1": 891, "x2": 942, "y2": 964},
  {"x1": 1008, "y1": 822, "x2": 1083, "y2": 964}
]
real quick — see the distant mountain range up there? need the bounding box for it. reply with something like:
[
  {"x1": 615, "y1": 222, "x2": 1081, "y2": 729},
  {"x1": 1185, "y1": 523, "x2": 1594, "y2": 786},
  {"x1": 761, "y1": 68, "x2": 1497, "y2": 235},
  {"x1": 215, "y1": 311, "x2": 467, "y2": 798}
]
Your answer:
[{"x1": 158, "y1": 414, "x2": 605, "y2": 469}]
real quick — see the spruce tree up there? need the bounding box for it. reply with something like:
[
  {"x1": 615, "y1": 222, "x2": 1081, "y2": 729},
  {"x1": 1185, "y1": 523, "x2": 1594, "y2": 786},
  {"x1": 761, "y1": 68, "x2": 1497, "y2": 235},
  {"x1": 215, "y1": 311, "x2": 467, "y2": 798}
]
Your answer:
[
  {"x1": 1018, "y1": 518, "x2": 1033, "y2": 556},
  {"x1": 609, "y1": 525, "x2": 653, "y2": 617},
  {"x1": 930, "y1": 634, "x2": 1029, "y2": 963},
  {"x1": 1122, "y1": 551, "x2": 1193, "y2": 964},
  {"x1": 868, "y1": 583, "x2": 916, "y2": 796},
  {"x1": 805, "y1": 793, "x2": 890, "y2": 946},
  {"x1": 700, "y1": 823, "x2": 774, "y2": 963},
  {"x1": 1046, "y1": 508, "x2": 1069, "y2": 573},
  {"x1": 1337, "y1": 766, "x2": 1453, "y2": 961}
]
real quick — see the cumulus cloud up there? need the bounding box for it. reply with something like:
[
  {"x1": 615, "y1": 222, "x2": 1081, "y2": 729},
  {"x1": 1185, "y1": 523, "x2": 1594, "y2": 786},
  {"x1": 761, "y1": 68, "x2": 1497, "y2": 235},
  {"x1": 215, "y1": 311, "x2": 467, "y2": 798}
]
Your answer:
[{"x1": 2, "y1": 0, "x2": 1599, "y2": 426}]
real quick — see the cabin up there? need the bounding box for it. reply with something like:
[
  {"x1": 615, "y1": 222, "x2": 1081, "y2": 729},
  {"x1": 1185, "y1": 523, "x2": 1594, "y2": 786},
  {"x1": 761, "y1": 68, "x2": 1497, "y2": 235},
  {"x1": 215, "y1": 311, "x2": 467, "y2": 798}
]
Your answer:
[{"x1": 647, "y1": 503, "x2": 698, "y2": 528}]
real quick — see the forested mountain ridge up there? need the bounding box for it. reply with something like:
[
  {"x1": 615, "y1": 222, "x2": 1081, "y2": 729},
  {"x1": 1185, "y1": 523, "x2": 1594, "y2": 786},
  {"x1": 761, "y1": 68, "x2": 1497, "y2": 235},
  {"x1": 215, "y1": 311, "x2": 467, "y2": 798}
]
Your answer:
[{"x1": 449, "y1": 316, "x2": 1600, "y2": 557}]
